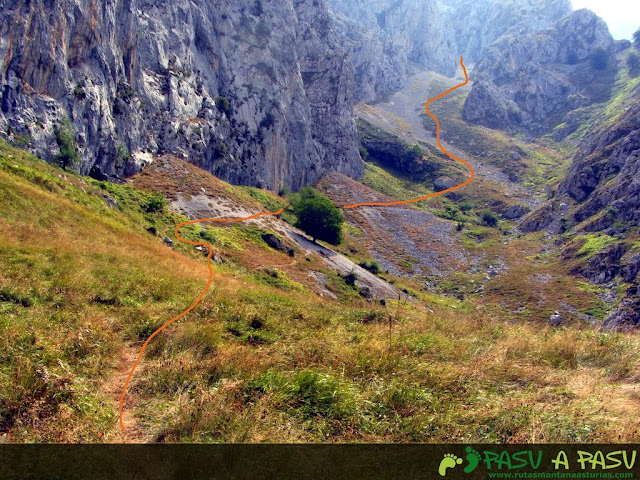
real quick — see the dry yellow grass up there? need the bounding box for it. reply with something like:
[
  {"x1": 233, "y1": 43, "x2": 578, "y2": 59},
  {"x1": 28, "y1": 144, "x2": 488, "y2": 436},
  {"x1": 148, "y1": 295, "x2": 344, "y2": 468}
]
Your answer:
[{"x1": 2, "y1": 140, "x2": 640, "y2": 444}]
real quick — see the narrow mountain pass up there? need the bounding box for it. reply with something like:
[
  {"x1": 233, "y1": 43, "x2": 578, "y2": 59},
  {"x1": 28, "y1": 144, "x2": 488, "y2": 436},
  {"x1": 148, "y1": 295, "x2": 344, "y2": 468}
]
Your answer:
[{"x1": 355, "y1": 66, "x2": 542, "y2": 210}]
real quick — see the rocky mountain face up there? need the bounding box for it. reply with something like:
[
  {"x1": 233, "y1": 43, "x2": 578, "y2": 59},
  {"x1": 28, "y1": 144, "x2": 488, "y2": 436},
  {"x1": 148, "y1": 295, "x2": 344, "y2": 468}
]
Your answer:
[
  {"x1": 441, "y1": 0, "x2": 572, "y2": 63},
  {"x1": 0, "y1": 0, "x2": 364, "y2": 190},
  {"x1": 522, "y1": 85, "x2": 640, "y2": 235},
  {"x1": 327, "y1": 0, "x2": 571, "y2": 102},
  {"x1": 328, "y1": 2, "x2": 409, "y2": 103},
  {"x1": 522, "y1": 83, "x2": 640, "y2": 329},
  {"x1": 462, "y1": 9, "x2": 616, "y2": 134},
  {"x1": 560, "y1": 99, "x2": 640, "y2": 233},
  {"x1": 327, "y1": 0, "x2": 455, "y2": 103}
]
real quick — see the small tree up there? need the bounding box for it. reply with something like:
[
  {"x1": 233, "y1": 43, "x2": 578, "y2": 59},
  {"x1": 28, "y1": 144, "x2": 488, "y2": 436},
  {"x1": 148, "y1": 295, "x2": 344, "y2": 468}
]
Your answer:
[
  {"x1": 405, "y1": 143, "x2": 425, "y2": 160},
  {"x1": 54, "y1": 117, "x2": 79, "y2": 170},
  {"x1": 633, "y1": 28, "x2": 640, "y2": 50},
  {"x1": 293, "y1": 187, "x2": 344, "y2": 245}
]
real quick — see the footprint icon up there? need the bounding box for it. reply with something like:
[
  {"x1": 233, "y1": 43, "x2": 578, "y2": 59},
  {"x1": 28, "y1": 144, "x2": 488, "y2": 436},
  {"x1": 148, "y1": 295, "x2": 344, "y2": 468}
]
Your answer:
[
  {"x1": 464, "y1": 446, "x2": 481, "y2": 474},
  {"x1": 439, "y1": 453, "x2": 463, "y2": 477}
]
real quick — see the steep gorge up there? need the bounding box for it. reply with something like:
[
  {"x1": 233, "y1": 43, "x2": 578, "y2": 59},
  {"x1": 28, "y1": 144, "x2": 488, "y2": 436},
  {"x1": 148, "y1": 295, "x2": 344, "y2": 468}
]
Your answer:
[{"x1": 327, "y1": 0, "x2": 572, "y2": 102}]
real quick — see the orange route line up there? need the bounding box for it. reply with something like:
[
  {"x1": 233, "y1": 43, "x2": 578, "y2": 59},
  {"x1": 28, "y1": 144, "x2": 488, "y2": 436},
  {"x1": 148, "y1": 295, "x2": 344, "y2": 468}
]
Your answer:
[
  {"x1": 119, "y1": 56, "x2": 473, "y2": 431},
  {"x1": 343, "y1": 56, "x2": 472, "y2": 209},
  {"x1": 119, "y1": 208, "x2": 283, "y2": 431}
]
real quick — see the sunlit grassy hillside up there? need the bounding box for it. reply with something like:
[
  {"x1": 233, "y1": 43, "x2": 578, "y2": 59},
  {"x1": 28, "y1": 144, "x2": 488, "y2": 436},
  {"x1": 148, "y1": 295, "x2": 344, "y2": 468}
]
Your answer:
[{"x1": 2, "y1": 140, "x2": 640, "y2": 443}]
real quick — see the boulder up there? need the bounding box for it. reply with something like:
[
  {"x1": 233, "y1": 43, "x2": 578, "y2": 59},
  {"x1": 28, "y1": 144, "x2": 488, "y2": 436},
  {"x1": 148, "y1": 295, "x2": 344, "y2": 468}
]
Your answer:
[
  {"x1": 502, "y1": 204, "x2": 530, "y2": 220},
  {"x1": 549, "y1": 311, "x2": 563, "y2": 326},
  {"x1": 261, "y1": 233, "x2": 287, "y2": 252},
  {"x1": 434, "y1": 176, "x2": 456, "y2": 192}
]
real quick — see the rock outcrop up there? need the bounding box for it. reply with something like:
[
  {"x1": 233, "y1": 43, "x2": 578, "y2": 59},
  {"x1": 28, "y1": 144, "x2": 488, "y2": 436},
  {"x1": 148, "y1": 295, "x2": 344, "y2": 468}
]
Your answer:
[
  {"x1": 442, "y1": 0, "x2": 572, "y2": 63},
  {"x1": 601, "y1": 285, "x2": 640, "y2": 330},
  {"x1": 328, "y1": 3, "x2": 408, "y2": 103},
  {"x1": 525, "y1": 82, "x2": 640, "y2": 330},
  {"x1": 327, "y1": 0, "x2": 572, "y2": 102},
  {"x1": 559, "y1": 95, "x2": 640, "y2": 233},
  {"x1": 0, "y1": 0, "x2": 364, "y2": 190},
  {"x1": 357, "y1": 118, "x2": 446, "y2": 181},
  {"x1": 463, "y1": 9, "x2": 616, "y2": 134}
]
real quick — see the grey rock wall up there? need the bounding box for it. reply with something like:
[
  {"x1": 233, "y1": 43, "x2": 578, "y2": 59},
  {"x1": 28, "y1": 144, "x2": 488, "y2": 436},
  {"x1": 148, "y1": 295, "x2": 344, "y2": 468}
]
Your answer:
[
  {"x1": 463, "y1": 9, "x2": 615, "y2": 134},
  {"x1": 327, "y1": 0, "x2": 572, "y2": 102},
  {"x1": 0, "y1": 0, "x2": 364, "y2": 190}
]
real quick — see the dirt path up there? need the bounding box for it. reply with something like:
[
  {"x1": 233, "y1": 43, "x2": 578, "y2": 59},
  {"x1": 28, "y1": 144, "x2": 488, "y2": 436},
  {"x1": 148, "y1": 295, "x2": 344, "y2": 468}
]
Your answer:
[
  {"x1": 102, "y1": 345, "x2": 148, "y2": 443},
  {"x1": 170, "y1": 185, "x2": 403, "y2": 299},
  {"x1": 356, "y1": 67, "x2": 541, "y2": 209}
]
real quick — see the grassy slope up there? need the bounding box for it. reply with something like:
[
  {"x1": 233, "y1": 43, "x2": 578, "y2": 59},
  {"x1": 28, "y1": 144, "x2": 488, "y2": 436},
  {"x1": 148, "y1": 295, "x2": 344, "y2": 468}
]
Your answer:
[
  {"x1": 421, "y1": 79, "x2": 571, "y2": 193},
  {"x1": 2, "y1": 141, "x2": 640, "y2": 442}
]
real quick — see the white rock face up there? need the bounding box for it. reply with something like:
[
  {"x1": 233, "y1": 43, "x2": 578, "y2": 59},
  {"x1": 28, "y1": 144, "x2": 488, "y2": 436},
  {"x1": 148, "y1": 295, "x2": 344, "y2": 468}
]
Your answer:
[
  {"x1": 0, "y1": 0, "x2": 364, "y2": 190},
  {"x1": 326, "y1": 0, "x2": 572, "y2": 102},
  {"x1": 463, "y1": 9, "x2": 615, "y2": 134}
]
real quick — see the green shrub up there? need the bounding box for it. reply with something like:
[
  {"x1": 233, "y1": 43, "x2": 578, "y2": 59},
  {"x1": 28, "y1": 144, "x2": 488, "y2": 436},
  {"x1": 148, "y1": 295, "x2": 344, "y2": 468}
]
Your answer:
[
  {"x1": 73, "y1": 82, "x2": 86, "y2": 100},
  {"x1": 278, "y1": 185, "x2": 291, "y2": 197},
  {"x1": 344, "y1": 272, "x2": 358, "y2": 286},
  {"x1": 405, "y1": 143, "x2": 424, "y2": 160},
  {"x1": 116, "y1": 142, "x2": 131, "y2": 169},
  {"x1": 443, "y1": 204, "x2": 461, "y2": 220},
  {"x1": 143, "y1": 193, "x2": 168, "y2": 213},
  {"x1": 293, "y1": 187, "x2": 344, "y2": 245},
  {"x1": 215, "y1": 95, "x2": 231, "y2": 116},
  {"x1": 214, "y1": 142, "x2": 228, "y2": 158},
  {"x1": 359, "y1": 145, "x2": 370, "y2": 161},
  {"x1": 459, "y1": 201, "x2": 474, "y2": 212},
  {"x1": 53, "y1": 117, "x2": 79, "y2": 170},
  {"x1": 359, "y1": 260, "x2": 381, "y2": 274},
  {"x1": 480, "y1": 210, "x2": 499, "y2": 227}
]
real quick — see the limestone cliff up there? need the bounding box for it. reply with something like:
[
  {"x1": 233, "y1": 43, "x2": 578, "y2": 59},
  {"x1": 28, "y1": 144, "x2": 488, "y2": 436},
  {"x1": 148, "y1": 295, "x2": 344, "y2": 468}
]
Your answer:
[
  {"x1": 463, "y1": 9, "x2": 616, "y2": 134},
  {"x1": 521, "y1": 80, "x2": 640, "y2": 329},
  {"x1": 0, "y1": 0, "x2": 364, "y2": 190},
  {"x1": 442, "y1": 0, "x2": 572, "y2": 63},
  {"x1": 327, "y1": 0, "x2": 571, "y2": 102}
]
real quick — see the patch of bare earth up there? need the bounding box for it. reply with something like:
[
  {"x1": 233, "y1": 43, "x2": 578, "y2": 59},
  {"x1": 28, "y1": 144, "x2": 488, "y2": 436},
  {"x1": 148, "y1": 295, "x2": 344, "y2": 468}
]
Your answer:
[
  {"x1": 318, "y1": 172, "x2": 467, "y2": 277},
  {"x1": 101, "y1": 345, "x2": 150, "y2": 443}
]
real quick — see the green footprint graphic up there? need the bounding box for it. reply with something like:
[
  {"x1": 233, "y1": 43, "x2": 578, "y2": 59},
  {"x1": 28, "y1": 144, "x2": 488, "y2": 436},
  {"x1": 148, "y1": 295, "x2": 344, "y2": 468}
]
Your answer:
[
  {"x1": 464, "y1": 447, "x2": 481, "y2": 474},
  {"x1": 439, "y1": 453, "x2": 463, "y2": 476}
]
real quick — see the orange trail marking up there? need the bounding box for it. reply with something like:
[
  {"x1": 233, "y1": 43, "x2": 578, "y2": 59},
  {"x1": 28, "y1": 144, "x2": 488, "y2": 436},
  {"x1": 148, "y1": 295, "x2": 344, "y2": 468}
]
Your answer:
[
  {"x1": 343, "y1": 56, "x2": 473, "y2": 209},
  {"x1": 119, "y1": 57, "x2": 473, "y2": 431},
  {"x1": 119, "y1": 208, "x2": 283, "y2": 431}
]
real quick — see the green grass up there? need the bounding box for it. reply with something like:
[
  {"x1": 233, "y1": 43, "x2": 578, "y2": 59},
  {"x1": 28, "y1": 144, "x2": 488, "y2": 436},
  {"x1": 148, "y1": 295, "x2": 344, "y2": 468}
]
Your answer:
[
  {"x1": 2, "y1": 140, "x2": 640, "y2": 443},
  {"x1": 575, "y1": 234, "x2": 617, "y2": 258},
  {"x1": 361, "y1": 162, "x2": 432, "y2": 205}
]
